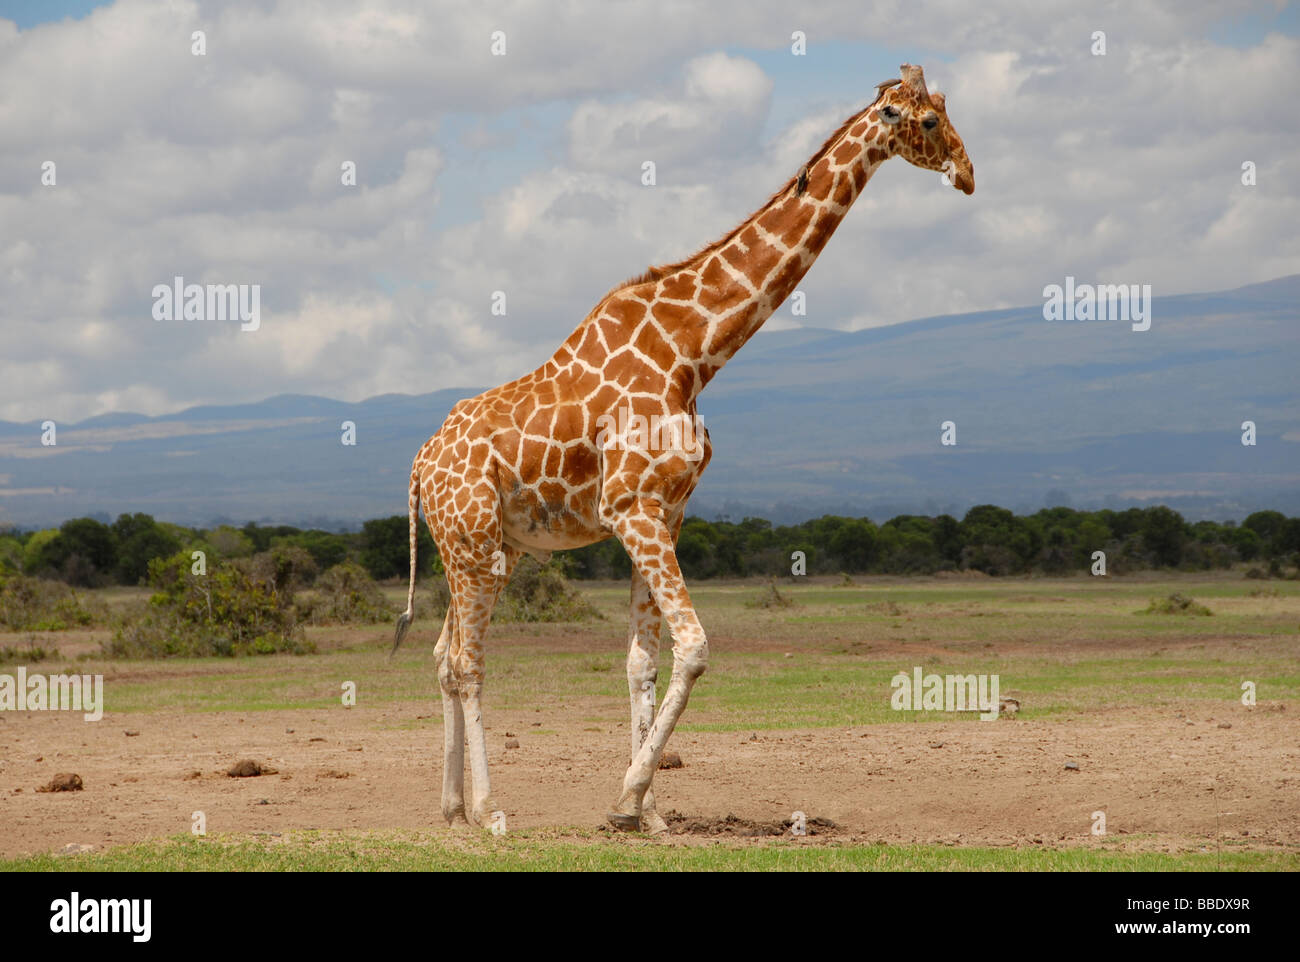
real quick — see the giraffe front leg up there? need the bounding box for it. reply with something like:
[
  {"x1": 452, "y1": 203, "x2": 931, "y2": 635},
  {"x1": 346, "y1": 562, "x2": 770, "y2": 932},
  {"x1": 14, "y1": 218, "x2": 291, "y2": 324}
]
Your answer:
[
  {"x1": 433, "y1": 607, "x2": 468, "y2": 827},
  {"x1": 626, "y1": 569, "x2": 669, "y2": 836},
  {"x1": 459, "y1": 677, "x2": 498, "y2": 828},
  {"x1": 607, "y1": 508, "x2": 708, "y2": 832}
]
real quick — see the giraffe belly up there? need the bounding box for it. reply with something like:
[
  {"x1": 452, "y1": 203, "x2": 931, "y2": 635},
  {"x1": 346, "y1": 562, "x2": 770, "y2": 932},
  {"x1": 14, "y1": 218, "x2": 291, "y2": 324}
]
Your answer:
[{"x1": 499, "y1": 485, "x2": 606, "y2": 552}]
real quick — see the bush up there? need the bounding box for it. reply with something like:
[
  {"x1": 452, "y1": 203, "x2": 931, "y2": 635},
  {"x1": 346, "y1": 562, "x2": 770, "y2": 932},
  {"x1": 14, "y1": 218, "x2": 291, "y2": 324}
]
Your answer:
[
  {"x1": 238, "y1": 545, "x2": 319, "y2": 592},
  {"x1": 495, "y1": 556, "x2": 602, "y2": 623},
  {"x1": 104, "y1": 551, "x2": 312, "y2": 658},
  {"x1": 397, "y1": 556, "x2": 596, "y2": 628},
  {"x1": 745, "y1": 580, "x2": 797, "y2": 609},
  {"x1": 298, "y1": 562, "x2": 392, "y2": 625},
  {"x1": 0, "y1": 573, "x2": 103, "y2": 630},
  {"x1": 0, "y1": 637, "x2": 52, "y2": 664},
  {"x1": 1140, "y1": 593, "x2": 1212, "y2": 616}
]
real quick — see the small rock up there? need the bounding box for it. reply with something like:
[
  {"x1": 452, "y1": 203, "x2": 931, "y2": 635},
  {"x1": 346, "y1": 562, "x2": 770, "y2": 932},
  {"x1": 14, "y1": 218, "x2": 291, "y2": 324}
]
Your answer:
[
  {"x1": 124, "y1": 730, "x2": 140, "y2": 737},
  {"x1": 749, "y1": 733, "x2": 758, "y2": 742},
  {"x1": 659, "y1": 751, "x2": 684, "y2": 769},
  {"x1": 285, "y1": 728, "x2": 294, "y2": 734},
  {"x1": 58, "y1": 843, "x2": 95, "y2": 855},
  {"x1": 928, "y1": 741, "x2": 944, "y2": 749},
  {"x1": 504, "y1": 738, "x2": 520, "y2": 749},
  {"x1": 531, "y1": 722, "x2": 541, "y2": 727},
  {"x1": 257, "y1": 798, "x2": 269, "y2": 805},
  {"x1": 505, "y1": 731, "x2": 517, "y2": 738},
  {"x1": 309, "y1": 737, "x2": 326, "y2": 742},
  {"x1": 999, "y1": 697, "x2": 1020, "y2": 715},
  {"x1": 37, "y1": 773, "x2": 83, "y2": 792},
  {"x1": 783, "y1": 653, "x2": 793, "y2": 658},
  {"x1": 1218, "y1": 722, "x2": 1232, "y2": 729},
  {"x1": 184, "y1": 771, "x2": 202, "y2": 780},
  {"x1": 1064, "y1": 761, "x2": 1080, "y2": 771}
]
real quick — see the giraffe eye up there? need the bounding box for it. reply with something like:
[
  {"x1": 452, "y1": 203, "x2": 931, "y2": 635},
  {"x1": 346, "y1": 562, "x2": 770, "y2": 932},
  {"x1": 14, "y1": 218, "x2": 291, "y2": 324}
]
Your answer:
[
  {"x1": 922, "y1": 113, "x2": 939, "y2": 131},
  {"x1": 881, "y1": 104, "x2": 901, "y2": 125}
]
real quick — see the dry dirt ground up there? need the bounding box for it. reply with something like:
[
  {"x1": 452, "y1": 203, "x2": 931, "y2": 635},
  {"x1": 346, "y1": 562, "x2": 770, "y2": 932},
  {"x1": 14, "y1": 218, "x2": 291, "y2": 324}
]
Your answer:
[{"x1": 2, "y1": 694, "x2": 1295, "y2": 858}]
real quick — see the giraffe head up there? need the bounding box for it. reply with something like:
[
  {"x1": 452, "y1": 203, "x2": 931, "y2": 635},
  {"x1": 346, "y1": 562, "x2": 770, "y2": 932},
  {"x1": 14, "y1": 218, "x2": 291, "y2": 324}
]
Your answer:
[{"x1": 873, "y1": 63, "x2": 973, "y2": 195}]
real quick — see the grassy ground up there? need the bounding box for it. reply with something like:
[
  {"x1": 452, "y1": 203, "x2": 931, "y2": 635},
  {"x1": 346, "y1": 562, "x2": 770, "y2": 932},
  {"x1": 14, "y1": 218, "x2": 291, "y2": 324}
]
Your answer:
[
  {"x1": 23, "y1": 573, "x2": 1298, "y2": 729},
  {"x1": 5, "y1": 830, "x2": 1296, "y2": 872}
]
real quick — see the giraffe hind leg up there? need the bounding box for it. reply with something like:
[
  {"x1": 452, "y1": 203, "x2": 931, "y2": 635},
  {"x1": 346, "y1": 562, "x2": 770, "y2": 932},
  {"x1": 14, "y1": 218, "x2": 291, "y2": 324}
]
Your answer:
[
  {"x1": 444, "y1": 543, "x2": 520, "y2": 831},
  {"x1": 433, "y1": 604, "x2": 469, "y2": 827}
]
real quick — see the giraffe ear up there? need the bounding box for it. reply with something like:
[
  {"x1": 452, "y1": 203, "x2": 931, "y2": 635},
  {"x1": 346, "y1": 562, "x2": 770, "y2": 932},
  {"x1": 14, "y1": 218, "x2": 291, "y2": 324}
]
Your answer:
[{"x1": 872, "y1": 78, "x2": 901, "y2": 104}]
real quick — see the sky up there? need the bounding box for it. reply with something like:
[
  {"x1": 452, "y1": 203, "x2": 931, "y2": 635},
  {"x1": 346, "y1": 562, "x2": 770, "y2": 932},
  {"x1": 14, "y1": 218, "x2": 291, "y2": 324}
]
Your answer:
[{"x1": 1, "y1": 0, "x2": 1297, "y2": 425}]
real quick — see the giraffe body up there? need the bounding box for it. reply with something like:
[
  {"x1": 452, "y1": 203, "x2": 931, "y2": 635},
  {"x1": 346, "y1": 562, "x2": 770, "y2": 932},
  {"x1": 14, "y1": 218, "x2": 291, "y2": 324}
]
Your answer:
[{"x1": 394, "y1": 64, "x2": 973, "y2": 832}]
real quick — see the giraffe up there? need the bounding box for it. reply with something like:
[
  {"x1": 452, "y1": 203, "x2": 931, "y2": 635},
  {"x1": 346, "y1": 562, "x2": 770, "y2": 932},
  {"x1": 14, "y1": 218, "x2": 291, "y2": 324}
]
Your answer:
[{"x1": 392, "y1": 63, "x2": 973, "y2": 833}]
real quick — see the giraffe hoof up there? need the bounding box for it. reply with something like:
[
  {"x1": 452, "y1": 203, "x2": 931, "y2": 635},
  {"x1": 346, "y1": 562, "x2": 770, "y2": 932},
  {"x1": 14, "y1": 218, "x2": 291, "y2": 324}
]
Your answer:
[
  {"x1": 606, "y1": 811, "x2": 642, "y2": 833},
  {"x1": 641, "y1": 811, "x2": 670, "y2": 836}
]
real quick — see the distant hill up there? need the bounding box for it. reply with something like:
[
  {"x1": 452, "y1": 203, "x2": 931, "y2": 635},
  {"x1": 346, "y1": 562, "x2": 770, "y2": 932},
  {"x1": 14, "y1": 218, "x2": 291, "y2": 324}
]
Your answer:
[{"x1": 2, "y1": 275, "x2": 1296, "y2": 529}]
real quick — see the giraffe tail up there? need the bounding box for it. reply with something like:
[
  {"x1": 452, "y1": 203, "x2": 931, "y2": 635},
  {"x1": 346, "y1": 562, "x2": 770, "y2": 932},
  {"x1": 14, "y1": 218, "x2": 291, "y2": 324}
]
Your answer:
[{"x1": 389, "y1": 462, "x2": 420, "y2": 660}]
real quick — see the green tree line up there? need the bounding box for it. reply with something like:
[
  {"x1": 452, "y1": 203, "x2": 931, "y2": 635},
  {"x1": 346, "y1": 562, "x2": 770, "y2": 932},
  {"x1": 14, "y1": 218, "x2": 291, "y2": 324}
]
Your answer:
[{"x1": 2, "y1": 505, "x2": 1298, "y2": 588}]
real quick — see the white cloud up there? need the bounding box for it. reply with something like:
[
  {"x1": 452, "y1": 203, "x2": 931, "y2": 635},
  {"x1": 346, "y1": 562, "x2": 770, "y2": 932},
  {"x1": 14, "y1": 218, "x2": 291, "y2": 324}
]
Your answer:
[
  {"x1": 0, "y1": 0, "x2": 1296, "y2": 425},
  {"x1": 568, "y1": 52, "x2": 772, "y2": 175}
]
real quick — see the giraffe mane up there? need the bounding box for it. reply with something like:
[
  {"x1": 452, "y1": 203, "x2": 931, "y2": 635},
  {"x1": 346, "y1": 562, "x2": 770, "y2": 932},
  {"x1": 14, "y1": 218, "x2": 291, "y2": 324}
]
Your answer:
[{"x1": 598, "y1": 83, "x2": 899, "y2": 303}]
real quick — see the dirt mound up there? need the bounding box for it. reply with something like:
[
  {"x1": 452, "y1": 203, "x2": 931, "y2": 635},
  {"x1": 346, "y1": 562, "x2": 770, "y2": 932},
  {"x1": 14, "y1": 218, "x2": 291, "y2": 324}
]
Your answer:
[
  {"x1": 664, "y1": 810, "x2": 838, "y2": 837},
  {"x1": 36, "y1": 773, "x2": 83, "y2": 793},
  {"x1": 226, "y1": 759, "x2": 278, "y2": 777}
]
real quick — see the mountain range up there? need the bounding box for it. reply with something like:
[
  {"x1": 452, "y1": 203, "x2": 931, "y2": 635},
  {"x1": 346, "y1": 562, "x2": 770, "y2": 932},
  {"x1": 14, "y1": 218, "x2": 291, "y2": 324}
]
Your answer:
[{"x1": 2, "y1": 275, "x2": 1296, "y2": 530}]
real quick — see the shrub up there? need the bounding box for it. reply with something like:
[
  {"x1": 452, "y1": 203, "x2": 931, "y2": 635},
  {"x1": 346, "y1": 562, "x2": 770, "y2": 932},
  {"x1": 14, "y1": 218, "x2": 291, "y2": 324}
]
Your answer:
[
  {"x1": 1140, "y1": 593, "x2": 1212, "y2": 616},
  {"x1": 746, "y1": 580, "x2": 797, "y2": 609},
  {"x1": 298, "y1": 562, "x2": 392, "y2": 625},
  {"x1": 0, "y1": 637, "x2": 52, "y2": 664},
  {"x1": 0, "y1": 573, "x2": 103, "y2": 630},
  {"x1": 495, "y1": 556, "x2": 602, "y2": 623},
  {"x1": 104, "y1": 551, "x2": 312, "y2": 658},
  {"x1": 399, "y1": 557, "x2": 595, "y2": 627},
  {"x1": 237, "y1": 545, "x2": 319, "y2": 592}
]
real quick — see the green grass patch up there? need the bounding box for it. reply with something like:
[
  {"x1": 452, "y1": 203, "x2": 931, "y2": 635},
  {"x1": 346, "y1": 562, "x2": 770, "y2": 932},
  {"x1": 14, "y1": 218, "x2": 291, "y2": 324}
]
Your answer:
[{"x1": 4, "y1": 831, "x2": 1294, "y2": 872}]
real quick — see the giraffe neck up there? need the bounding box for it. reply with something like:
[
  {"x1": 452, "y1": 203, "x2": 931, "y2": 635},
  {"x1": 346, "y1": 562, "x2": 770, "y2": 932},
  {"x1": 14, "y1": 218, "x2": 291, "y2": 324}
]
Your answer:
[{"x1": 659, "y1": 105, "x2": 890, "y2": 397}]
